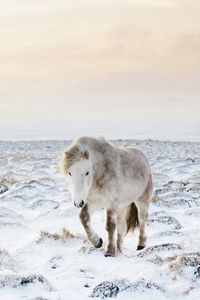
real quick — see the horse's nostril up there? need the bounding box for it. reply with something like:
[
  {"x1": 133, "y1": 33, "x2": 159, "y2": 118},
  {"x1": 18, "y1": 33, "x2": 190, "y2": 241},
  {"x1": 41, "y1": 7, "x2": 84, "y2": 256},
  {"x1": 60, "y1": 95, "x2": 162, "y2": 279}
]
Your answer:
[{"x1": 74, "y1": 200, "x2": 84, "y2": 208}]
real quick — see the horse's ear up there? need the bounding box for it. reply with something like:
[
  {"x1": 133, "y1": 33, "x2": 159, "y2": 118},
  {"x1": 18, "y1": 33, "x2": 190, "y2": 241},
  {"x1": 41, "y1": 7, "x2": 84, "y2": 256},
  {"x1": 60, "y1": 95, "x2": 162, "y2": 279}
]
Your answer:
[{"x1": 82, "y1": 150, "x2": 89, "y2": 160}]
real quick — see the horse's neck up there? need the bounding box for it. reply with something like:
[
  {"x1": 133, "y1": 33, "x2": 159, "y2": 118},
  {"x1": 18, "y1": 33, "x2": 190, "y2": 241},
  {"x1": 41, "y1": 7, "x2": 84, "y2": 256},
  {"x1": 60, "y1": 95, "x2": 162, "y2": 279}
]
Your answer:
[{"x1": 91, "y1": 149, "x2": 106, "y2": 177}]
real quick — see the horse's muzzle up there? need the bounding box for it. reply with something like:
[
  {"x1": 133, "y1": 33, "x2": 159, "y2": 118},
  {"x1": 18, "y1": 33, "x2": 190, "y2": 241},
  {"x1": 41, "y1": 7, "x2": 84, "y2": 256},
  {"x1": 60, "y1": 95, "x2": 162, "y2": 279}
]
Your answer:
[{"x1": 74, "y1": 200, "x2": 84, "y2": 208}]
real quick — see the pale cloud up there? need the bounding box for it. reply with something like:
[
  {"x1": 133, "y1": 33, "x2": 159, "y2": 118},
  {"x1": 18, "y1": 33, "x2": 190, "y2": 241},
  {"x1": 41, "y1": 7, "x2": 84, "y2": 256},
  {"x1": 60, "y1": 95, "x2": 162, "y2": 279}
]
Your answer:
[
  {"x1": 0, "y1": 0, "x2": 199, "y2": 139},
  {"x1": 1, "y1": 0, "x2": 200, "y2": 80}
]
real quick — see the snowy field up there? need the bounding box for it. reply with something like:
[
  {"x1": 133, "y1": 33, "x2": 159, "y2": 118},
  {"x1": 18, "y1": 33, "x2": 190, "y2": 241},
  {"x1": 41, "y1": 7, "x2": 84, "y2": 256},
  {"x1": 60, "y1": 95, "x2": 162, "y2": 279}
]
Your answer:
[{"x1": 0, "y1": 139, "x2": 200, "y2": 300}]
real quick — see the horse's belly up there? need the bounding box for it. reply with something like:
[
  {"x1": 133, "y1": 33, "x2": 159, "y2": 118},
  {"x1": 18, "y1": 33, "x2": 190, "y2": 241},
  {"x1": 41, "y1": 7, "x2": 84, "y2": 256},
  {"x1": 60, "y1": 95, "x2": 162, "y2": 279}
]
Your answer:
[
  {"x1": 118, "y1": 181, "x2": 145, "y2": 206},
  {"x1": 88, "y1": 177, "x2": 147, "y2": 208}
]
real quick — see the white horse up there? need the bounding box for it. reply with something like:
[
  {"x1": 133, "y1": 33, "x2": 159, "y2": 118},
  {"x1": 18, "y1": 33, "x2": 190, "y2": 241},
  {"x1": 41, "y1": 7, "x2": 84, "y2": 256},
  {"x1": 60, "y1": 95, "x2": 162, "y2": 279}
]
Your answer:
[{"x1": 62, "y1": 136, "x2": 153, "y2": 257}]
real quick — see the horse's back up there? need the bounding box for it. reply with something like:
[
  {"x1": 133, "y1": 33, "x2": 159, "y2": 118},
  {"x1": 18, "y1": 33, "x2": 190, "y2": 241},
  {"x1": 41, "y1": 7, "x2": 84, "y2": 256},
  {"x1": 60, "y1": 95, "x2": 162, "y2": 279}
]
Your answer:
[{"x1": 118, "y1": 145, "x2": 151, "y2": 174}]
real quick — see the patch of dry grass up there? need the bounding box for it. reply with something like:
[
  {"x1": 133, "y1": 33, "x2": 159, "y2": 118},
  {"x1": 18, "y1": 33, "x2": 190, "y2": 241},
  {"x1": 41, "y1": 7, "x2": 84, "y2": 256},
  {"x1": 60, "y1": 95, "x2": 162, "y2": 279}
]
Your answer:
[
  {"x1": 0, "y1": 176, "x2": 18, "y2": 185},
  {"x1": 152, "y1": 195, "x2": 165, "y2": 204},
  {"x1": 37, "y1": 227, "x2": 78, "y2": 243}
]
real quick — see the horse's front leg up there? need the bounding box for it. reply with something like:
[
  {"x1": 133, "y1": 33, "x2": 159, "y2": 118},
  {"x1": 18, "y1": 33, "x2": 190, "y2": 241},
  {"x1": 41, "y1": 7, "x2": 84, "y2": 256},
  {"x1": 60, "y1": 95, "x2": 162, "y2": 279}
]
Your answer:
[
  {"x1": 105, "y1": 209, "x2": 117, "y2": 257},
  {"x1": 79, "y1": 203, "x2": 103, "y2": 248}
]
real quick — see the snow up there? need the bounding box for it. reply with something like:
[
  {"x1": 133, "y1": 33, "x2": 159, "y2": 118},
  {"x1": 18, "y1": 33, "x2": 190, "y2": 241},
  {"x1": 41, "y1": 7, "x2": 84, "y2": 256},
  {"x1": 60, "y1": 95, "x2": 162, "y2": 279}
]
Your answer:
[{"x1": 0, "y1": 139, "x2": 200, "y2": 300}]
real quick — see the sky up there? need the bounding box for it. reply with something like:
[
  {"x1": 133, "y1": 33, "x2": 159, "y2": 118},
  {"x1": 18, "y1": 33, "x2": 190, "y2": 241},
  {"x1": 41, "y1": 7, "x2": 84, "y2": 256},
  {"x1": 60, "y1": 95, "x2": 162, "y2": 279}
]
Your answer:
[{"x1": 0, "y1": 0, "x2": 200, "y2": 140}]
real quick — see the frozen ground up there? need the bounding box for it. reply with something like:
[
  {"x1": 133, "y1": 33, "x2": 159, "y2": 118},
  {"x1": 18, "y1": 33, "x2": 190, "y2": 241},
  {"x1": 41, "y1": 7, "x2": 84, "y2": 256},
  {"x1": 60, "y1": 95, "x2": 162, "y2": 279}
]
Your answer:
[{"x1": 0, "y1": 139, "x2": 200, "y2": 300}]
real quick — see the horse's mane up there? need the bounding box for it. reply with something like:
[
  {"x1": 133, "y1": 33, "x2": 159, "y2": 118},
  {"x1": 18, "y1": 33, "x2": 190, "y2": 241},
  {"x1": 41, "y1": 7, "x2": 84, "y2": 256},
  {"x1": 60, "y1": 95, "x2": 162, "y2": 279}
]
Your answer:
[
  {"x1": 63, "y1": 137, "x2": 91, "y2": 172},
  {"x1": 64, "y1": 144, "x2": 82, "y2": 171}
]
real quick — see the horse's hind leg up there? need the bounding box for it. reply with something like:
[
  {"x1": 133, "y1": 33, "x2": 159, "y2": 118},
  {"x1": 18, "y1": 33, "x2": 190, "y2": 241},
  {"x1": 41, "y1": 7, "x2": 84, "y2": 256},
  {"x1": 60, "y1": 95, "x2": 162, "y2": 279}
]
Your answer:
[
  {"x1": 79, "y1": 203, "x2": 103, "y2": 248},
  {"x1": 135, "y1": 175, "x2": 153, "y2": 250},
  {"x1": 116, "y1": 207, "x2": 127, "y2": 253},
  {"x1": 135, "y1": 204, "x2": 149, "y2": 250}
]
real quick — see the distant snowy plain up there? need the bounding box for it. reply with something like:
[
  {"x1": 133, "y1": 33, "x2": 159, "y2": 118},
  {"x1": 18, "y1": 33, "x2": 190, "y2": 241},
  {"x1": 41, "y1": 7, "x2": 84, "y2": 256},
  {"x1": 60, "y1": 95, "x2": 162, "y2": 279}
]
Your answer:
[{"x1": 0, "y1": 140, "x2": 200, "y2": 300}]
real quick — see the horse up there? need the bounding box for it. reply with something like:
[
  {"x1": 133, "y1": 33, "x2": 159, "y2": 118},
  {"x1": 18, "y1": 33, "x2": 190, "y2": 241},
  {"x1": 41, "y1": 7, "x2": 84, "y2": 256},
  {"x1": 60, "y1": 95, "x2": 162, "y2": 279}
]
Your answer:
[{"x1": 62, "y1": 136, "x2": 153, "y2": 257}]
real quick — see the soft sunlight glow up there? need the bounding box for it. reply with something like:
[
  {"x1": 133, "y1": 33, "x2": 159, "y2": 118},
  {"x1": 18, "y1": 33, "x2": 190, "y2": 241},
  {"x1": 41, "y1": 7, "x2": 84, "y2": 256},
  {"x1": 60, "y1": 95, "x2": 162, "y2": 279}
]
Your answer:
[{"x1": 0, "y1": 0, "x2": 199, "y2": 140}]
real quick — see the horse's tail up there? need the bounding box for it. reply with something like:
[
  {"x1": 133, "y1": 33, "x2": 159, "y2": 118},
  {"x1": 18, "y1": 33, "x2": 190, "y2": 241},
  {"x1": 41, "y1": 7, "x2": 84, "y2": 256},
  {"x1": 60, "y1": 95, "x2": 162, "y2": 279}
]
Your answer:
[{"x1": 126, "y1": 202, "x2": 139, "y2": 234}]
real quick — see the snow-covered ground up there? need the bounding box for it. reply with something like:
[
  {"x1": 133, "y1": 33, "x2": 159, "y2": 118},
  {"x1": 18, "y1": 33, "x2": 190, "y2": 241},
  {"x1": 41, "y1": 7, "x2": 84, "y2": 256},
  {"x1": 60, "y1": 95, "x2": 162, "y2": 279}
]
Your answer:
[{"x1": 0, "y1": 140, "x2": 200, "y2": 300}]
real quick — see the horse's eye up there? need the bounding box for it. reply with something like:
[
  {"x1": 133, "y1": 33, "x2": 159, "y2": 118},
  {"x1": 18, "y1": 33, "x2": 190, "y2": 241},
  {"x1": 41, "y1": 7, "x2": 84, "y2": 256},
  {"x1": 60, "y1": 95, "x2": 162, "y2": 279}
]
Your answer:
[
  {"x1": 68, "y1": 172, "x2": 71, "y2": 176},
  {"x1": 85, "y1": 171, "x2": 89, "y2": 176}
]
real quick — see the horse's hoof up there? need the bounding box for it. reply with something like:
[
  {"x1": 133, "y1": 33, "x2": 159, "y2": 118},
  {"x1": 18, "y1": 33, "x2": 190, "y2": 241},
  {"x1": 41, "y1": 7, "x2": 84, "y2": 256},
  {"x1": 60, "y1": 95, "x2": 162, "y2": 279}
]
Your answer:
[
  {"x1": 104, "y1": 251, "x2": 115, "y2": 257},
  {"x1": 137, "y1": 245, "x2": 145, "y2": 251},
  {"x1": 95, "y1": 238, "x2": 103, "y2": 248},
  {"x1": 104, "y1": 248, "x2": 116, "y2": 257}
]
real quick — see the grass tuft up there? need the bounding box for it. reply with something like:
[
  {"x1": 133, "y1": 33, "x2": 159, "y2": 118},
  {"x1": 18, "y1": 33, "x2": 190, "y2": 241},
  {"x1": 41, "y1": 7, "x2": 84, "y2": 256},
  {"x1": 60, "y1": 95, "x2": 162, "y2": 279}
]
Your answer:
[{"x1": 37, "y1": 227, "x2": 77, "y2": 243}]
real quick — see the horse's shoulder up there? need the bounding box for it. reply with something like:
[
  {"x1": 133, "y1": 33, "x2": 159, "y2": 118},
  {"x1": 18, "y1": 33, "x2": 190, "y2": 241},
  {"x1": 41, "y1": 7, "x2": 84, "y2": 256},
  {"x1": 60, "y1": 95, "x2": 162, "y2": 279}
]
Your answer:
[{"x1": 117, "y1": 146, "x2": 147, "y2": 163}]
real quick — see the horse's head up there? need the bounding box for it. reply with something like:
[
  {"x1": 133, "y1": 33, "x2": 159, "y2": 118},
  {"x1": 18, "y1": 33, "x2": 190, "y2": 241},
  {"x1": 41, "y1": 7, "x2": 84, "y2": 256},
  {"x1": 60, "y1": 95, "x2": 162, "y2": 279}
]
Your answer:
[{"x1": 63, "y1": 146, "x2": 93, "y2": 208}]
